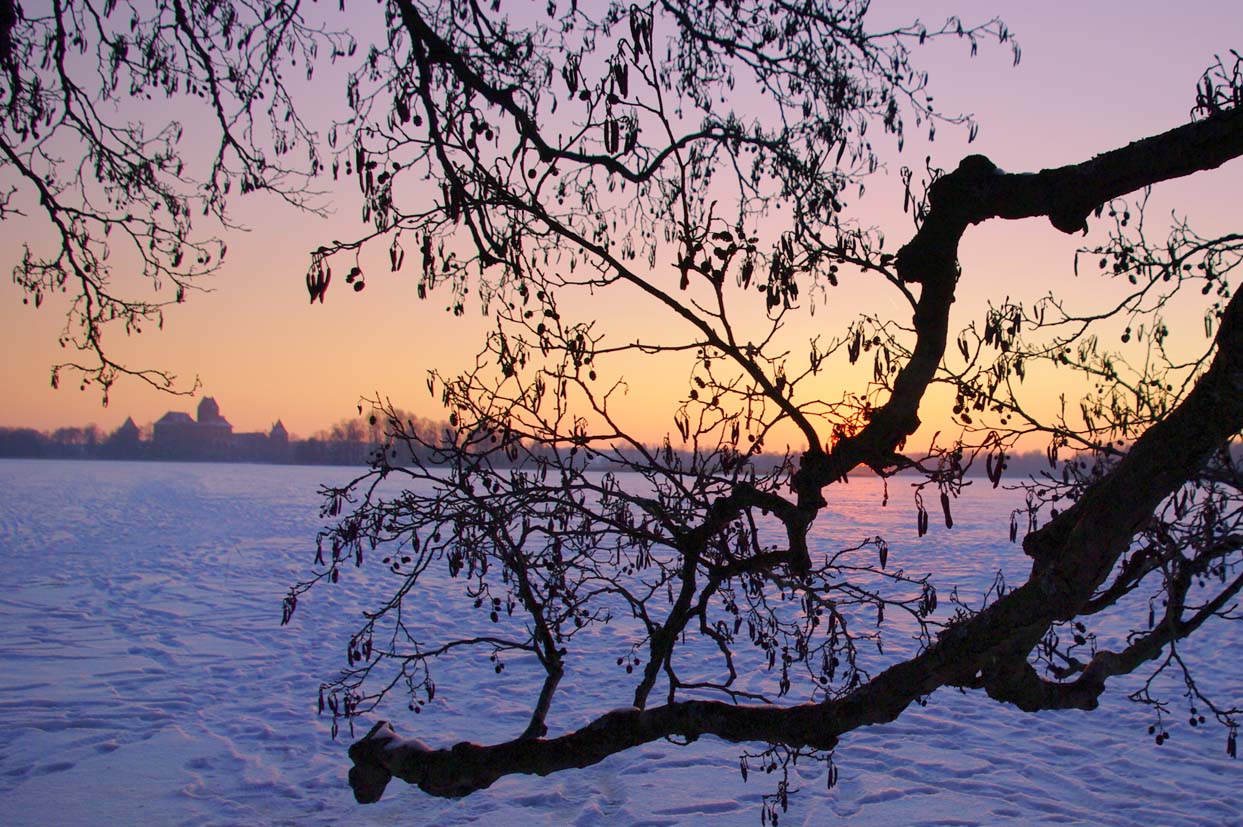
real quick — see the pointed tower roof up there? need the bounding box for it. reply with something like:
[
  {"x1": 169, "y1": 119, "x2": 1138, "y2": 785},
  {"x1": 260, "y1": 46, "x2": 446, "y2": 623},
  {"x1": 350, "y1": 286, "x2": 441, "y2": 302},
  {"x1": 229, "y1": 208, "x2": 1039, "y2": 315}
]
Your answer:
[
  {"x1": 197, "y1": 396, "x2": 221, "y2": 422},
  {"x1": 195, "y1": 396, "x2": 232, "y2": 429},
  {"x1": 110, "y1": 416, "x2": 141, "y2": 442}
]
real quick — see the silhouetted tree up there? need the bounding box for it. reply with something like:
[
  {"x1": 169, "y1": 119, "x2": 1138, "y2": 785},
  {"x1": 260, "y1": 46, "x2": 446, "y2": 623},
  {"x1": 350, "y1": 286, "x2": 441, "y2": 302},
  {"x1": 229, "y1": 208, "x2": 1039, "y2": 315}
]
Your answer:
[
  {"x1": 50, "y1": 424, "x2": 100, "y2": 447},
  {"x1": 314, "y1": 407, "x2": 448, "y2": 463},
  {"x1": 6, "y1": 1, "x2": 1243, "y2": 819},
  {"x1": 321, "y1": 417, "x2": 368, "y2": 445},
  {"x1": 285, "y1": 5, "x2": 1243, "y2": 814},
  {"x1": 0, "y1": 427, "x2": 48, "y2": 457}
]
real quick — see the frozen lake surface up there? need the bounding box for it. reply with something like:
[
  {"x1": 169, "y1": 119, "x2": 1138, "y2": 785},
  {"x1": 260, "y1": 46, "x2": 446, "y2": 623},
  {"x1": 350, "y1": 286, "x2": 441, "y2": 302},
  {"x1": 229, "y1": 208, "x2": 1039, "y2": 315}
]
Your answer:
[{"x1": 0, "y1": 459, "x2": 1239, "y2": 825}]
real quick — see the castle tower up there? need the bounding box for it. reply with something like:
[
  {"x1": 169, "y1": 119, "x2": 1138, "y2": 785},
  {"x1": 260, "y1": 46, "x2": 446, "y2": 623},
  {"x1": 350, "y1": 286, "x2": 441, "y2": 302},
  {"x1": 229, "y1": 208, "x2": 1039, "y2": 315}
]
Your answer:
[{"x1": 198, "y1": 396, "x2": 223, "y2": 423}]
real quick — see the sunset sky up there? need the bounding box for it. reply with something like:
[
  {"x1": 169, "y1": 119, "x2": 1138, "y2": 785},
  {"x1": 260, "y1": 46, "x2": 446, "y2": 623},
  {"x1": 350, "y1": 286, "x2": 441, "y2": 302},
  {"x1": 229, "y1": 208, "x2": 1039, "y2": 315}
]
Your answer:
[{"x1": 2, "y1": 0, "x2": 1241, "y2": 446}]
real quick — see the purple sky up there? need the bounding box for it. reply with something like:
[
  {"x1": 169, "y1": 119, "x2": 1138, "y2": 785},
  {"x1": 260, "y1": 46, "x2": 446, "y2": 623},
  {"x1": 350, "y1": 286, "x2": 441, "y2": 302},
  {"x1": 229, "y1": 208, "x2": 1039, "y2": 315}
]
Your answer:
[{"x1": 1, "y1": 0, "x2": 1239, "y2": 444}]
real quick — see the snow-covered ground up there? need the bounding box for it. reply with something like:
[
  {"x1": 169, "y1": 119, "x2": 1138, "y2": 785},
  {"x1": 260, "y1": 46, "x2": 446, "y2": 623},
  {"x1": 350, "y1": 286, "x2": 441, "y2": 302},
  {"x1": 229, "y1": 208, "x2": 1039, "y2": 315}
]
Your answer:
[{"x1": 0, "y1": 459, "x2": 1239, "y2": 826}]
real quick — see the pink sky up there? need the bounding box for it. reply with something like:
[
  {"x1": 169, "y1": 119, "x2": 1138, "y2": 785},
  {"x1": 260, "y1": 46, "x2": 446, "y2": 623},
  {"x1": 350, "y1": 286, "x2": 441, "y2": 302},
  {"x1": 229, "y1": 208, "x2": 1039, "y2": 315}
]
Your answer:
[{"x1": 1, "y1": 0, "x2": 1240, "y2": 446}]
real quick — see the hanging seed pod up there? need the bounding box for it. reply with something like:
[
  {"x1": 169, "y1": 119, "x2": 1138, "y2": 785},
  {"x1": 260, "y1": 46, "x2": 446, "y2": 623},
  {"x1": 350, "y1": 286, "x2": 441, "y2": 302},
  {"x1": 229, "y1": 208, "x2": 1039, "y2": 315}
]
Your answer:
[
  {"x1": 603, "y1": 117, "x2": 617, "y2": 153},
  {"x1": 562, "y1": 54, "x2": 580, "y2": 95},
  {"x1": 624, "y1": 121, "x2": 638, "y2": 154},
  {"x1": 612, "y1": 60, "x2": 629, "y2": 97}
]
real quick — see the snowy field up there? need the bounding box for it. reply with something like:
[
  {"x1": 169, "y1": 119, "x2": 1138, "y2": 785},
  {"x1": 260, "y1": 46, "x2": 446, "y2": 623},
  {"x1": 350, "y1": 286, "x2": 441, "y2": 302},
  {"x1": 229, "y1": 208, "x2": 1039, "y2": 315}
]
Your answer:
[{"x1": 0, "y1": 458, "x2": 1239, "y2": 826}]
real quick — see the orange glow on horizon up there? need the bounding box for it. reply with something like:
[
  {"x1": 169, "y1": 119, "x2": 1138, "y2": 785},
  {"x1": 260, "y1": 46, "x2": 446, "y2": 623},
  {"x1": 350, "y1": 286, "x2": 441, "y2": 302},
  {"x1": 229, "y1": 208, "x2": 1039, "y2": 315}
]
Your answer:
[{"x1": 2, "y1": 1, "x2": 1240, "y2": 452}]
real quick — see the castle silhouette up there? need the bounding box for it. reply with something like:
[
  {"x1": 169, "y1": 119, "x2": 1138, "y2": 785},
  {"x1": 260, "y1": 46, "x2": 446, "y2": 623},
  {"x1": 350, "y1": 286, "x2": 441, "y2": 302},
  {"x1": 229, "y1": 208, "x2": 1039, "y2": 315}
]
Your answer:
[{"x1": 149, "y1": 397, "x2": 289, "y2": 461}]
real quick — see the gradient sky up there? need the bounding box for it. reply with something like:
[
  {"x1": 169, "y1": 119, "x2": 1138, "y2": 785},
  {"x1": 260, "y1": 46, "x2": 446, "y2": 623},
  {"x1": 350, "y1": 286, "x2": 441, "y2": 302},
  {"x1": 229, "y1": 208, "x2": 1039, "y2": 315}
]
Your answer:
[{"x1": 2, "y1": 0, "x2": 1241, "y2": 445}]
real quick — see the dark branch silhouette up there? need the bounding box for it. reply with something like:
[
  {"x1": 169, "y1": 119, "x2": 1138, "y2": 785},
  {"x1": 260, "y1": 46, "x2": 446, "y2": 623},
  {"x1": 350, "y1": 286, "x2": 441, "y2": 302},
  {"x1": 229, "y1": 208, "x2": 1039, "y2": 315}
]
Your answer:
[{"x1": 341, "y1": 108, "x2": 1243, "y2": 803}]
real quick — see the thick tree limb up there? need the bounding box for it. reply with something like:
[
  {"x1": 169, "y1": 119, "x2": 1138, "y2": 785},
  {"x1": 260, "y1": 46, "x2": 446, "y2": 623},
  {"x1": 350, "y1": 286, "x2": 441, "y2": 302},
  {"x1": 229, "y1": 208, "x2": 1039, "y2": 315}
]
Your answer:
[
  {"x1": 981, "y1": 566, "x2": 1243, "y2": 713},
  {"x1": 350, "y1": 107, "x2": 1243, "y2": 803},
  {"x1": 818, "y1": 105, "x2": 1243, "y2": 483}
]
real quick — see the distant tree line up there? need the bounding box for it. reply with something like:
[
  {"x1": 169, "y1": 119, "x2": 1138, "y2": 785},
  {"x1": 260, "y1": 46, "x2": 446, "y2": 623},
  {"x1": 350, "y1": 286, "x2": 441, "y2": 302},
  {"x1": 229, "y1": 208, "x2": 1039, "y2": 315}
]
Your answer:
[
  {"x1": 0, "y1": 411, "x2": 430, "y2": 465},
  {"x1": 4, "y1": 415, "x2": 1197, "y2": 481},
  {"x1": 0, "y1": 425, "x2": 108, "y2": 458}
]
